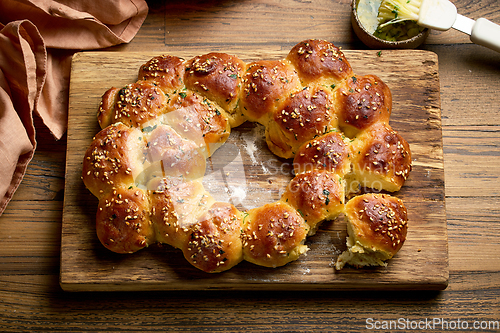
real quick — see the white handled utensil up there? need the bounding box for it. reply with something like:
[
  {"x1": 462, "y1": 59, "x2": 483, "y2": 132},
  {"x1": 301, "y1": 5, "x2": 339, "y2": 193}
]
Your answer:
[{"x1": 377, "y1": 0, "x2": 500, "y2": 52}]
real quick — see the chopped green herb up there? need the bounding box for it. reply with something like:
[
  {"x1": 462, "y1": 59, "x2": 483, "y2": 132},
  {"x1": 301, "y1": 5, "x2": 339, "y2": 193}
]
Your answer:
[
  {"x1": 141, "y1": 124, "x2": 157, "y2": 133},
  {"x1": 242, "y1": 211, "x2": 250, "y2": 224},
  {"x1": 323, "y1": 189, "x2": 330, "y2": 205}
]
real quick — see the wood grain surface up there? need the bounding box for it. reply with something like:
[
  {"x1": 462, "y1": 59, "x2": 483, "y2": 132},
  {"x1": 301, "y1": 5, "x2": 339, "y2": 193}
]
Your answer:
[{"x1": 60, "y1": 49, "x2": 447, "y2": 291}]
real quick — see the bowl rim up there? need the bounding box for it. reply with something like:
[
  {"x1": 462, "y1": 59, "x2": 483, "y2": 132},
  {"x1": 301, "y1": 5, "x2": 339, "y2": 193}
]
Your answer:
[{"x1": 351, "y1": 0, "x2": 429, "y2": 47}]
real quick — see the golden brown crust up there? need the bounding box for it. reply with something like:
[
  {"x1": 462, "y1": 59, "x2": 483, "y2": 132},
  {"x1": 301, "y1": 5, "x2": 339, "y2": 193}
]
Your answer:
[
  {"x1": 96, "y1": 187, "x2": 155, "y2": 254},
  {"x1": 286, "y1": 39, "x2": 353, "y2": 86},
  {"x1": 184, "y1": 53, "x2": 247, "y2": 127},
  {"x1": 281, "y1": 170, "x2": 344, "y2": 234},
  {"x1": 242, "y1": 201, "x2": 309, "y2": 268},
  {"x1": 293, "y1": 131, "x2": 350, "y2": 175},
  {"x1": 335, "y1": 75, "x2": 392, "y2": 138},
  {"x1": 240, "y1": 60, "x2": 301, "y2": 124},
  {"x1": 165, "y1": 90, "x2": 230, "y2": 155},
  {"x1": 97, "y1": 82, "x2": 169, "y2": 129},
  {"x1": 344, "y1": 193, "x2": 408, "y2": 258},
  {"x1": 138, "y1": 55, "x2": 186, "y2": 94},
  {"x1": 82, "y1": 123, "x2": 144, "y2": 199},
  {"x1": 97, "y1": 87, "x2": 120, "y2": 129},
  {"x1": 142, "y1": 124, "x2": 206, "y2": 181},
  {"x1": 84, "y1": 40, "x2": 412, "y2": 272},
  {"x1": 348, "y1": 123, "x2": 412, "y2": 193},
  {"x1": 266, "y1": 86, "x2": 338, "y2": 159},
  {"x1": 149, "y1": 178, "x2": 215, "y2": 249},
  {"x1": 182, "y1": 202, "x2": 244, "y2": 273},
  {"x1": 148, "y1": 178, "x2": 189, "y2": 249}
]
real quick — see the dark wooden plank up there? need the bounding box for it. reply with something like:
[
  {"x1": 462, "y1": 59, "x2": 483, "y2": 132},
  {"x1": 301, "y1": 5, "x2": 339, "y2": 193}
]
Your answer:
[
  {"x1": 162, "y1": 0, "x2": 353, "y2": 47},
  {"x1": 60, "y1": 49, "x2": 447, "y2": 291},
  {"x1": 443, "y1": 126, "x2": 500, "y2": 197}
]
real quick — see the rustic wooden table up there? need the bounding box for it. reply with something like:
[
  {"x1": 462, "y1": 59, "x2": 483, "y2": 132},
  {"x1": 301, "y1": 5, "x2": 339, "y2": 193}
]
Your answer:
[{"x1": 1, "y1": 0, "x2": 499, "y2": 331}]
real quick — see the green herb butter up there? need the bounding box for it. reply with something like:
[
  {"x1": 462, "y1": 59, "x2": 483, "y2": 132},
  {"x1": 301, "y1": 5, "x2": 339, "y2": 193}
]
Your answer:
[
  {"x1": 357, "y1": 0, "x2": 383, "y2": 34},
  {"x1": 356, "y1": 0, "x2": 425, "y2": 41}
]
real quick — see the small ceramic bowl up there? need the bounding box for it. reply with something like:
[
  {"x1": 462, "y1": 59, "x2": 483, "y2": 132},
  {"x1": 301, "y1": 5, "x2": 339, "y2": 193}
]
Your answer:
[{"x1": 351, "y1": 0, "x2": 430, "y2": 49}]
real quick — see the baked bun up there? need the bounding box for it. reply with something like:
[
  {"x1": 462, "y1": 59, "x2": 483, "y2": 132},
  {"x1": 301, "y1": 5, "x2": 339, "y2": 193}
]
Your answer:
[
  {"x1": 281, "y1": 170, "x2": 344, "y2": 235},
  {"x1": 138, "y1": 124, "x2": 206, "y2": 184},
  {"x1": 83, "y1": 39, "x2": 412, "y2": 273},
  {"x1": 240, "y1": 60, "x2": 301, "y2": 124},
  {"x1": 82, "y1": 123, "x2": 144, "y2": 199},
  {"x1": 182, "y1": 202, "x2": 244, "y2": 273},
  {"x1": 149, "y1": 177, "x2": 215, "y2": 249},
  {"x1": 286, "y1": 39, "x2": 353, "y2": 87},
  {"x1": 184, "y1": 52, "x2": 247, "y2": 127},
  {"x1": 335, "y1": 74, "x2": 392, "y2": 138},
  {"x1": 266, "y1": 85, "x2": 338, "y2": 159},
  {"x1": 138, "y1": 54, "x2": 186, "y2": 94},
  {"x1": 347, "y1": 122, "x2": 412, "y2": 193},
  {"x1": 242, "y1": 201, "x2": 309, "y2": 268},
  {"x1": 96, "y1": 187, "x2": 154, "y2": 254},
  {"x1": 159, "y1": 90, "x2": 231, "y2": 156},
  {"x1": 335, "y1": 193, "x2": 408, "y2": 269},
  {"x1": 293, "y1": 131, "x2": 350, "y2": 176},
  {"x1": 98, "y1": 81, "x2": 169, "y2": 129}
]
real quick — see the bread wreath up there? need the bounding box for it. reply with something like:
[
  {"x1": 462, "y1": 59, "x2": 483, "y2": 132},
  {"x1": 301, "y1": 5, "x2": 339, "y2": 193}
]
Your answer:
[{"x1": 82, "y1": 39, "x2": 411, "y2": 273}]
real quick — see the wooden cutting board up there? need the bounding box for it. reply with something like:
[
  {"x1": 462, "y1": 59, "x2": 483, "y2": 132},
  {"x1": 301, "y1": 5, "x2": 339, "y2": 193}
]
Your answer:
[{"x1": 60, "y1": 49, "x2": 448, "y2": 291}]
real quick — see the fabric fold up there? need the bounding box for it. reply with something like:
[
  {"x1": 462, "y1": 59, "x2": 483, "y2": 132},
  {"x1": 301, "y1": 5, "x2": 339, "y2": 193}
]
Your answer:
[
  {"x1": 0, "y1": 0, "x2": 148, "y2": 215},
  {"x1": 0, "y1": 20, "x2": 42, "y2": 214},
  {"x1": 0, "y1": 0, "x2": 149, "y2": 49}
]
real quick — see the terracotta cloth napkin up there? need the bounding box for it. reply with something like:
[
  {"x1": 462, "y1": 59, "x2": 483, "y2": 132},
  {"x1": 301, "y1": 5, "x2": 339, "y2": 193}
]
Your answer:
[{"x1": 0, "y1": 0, "x2": 148, "y2": 215}]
